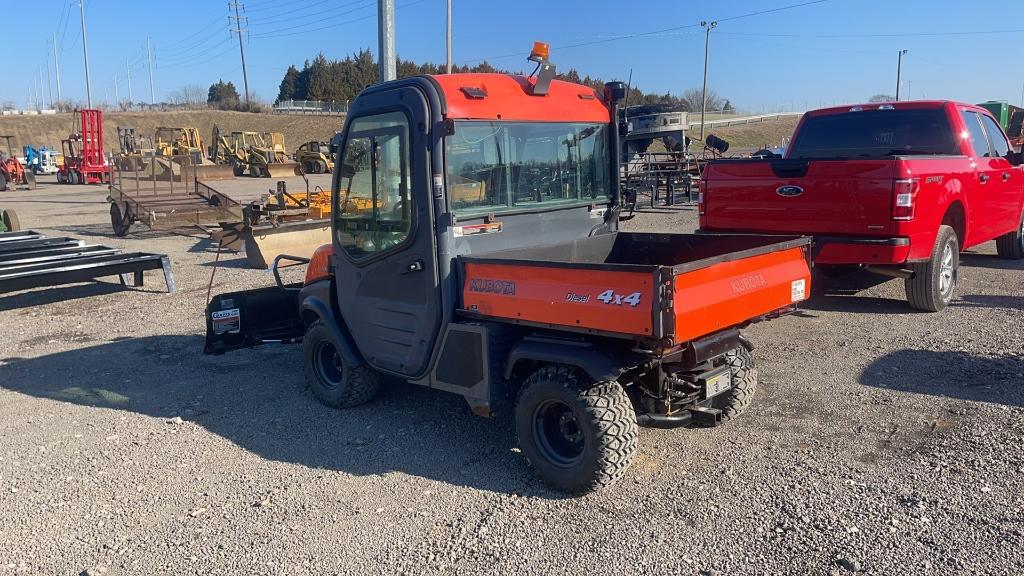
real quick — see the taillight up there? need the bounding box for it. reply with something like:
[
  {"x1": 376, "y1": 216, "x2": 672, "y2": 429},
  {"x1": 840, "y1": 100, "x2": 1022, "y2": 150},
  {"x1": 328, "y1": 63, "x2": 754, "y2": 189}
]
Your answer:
[
  {"x1": 698, "y1": 179, "x2": 708, "y2": 215},
  {"x1": 304, "y1": 244, "x2": 334, "y2": 284},
  {"x1": 893, "y1": 178, "x2": 920, "y2": 221}
]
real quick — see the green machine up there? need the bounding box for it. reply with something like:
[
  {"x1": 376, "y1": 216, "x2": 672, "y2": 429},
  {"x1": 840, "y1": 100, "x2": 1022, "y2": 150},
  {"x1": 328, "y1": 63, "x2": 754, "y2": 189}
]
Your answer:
[
  {"x1": 0, "y1": 208, "x2": 19, "y2": 233},
  {"x1": 978, "y1": 101, "x2": 1024, "y2": 143}
]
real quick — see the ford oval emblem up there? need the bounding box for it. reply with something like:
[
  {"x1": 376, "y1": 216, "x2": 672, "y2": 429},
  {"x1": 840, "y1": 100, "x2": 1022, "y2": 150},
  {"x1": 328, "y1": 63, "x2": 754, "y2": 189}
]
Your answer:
[{"x1": 776, "y1": 185, "x2": 804, "y2": 197}]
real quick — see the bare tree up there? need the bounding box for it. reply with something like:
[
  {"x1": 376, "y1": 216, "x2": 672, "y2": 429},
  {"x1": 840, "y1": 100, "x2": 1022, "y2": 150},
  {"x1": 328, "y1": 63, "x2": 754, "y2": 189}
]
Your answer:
[
  {"x1": 167, "y1": 84, "x2": 207, "y2": 107},
  {"x1": 681, "y1": 88, "x2": 725, "y2": 113},
  {"x1": 868, "y1": 94, "x2": 895, "y2": 103},
  {"x1": 1, "y1": 101, "x2": 15, "y2": 111}
]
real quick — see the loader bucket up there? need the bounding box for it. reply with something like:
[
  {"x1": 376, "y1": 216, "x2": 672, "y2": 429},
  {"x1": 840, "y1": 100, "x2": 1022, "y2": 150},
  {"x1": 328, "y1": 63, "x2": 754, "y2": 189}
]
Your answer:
[
  {"x1": 190, "y1": 163, "x2": 237, "y2": 182},
  {"x1": 242, "y1": 219, "x2": 331, "y2": 269},
  {"x1": 263, "y1": 162, "x2": 302, "y2": 179}
]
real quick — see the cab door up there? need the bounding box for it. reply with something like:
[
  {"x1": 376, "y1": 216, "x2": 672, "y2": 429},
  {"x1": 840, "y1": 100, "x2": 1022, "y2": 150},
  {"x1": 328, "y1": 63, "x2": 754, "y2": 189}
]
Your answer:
[
  {"x1": 961, "y1": 110, "x2": 1002, "y2": 242},
  {"x1": 331, "y1": 87, "x2": 441, "y2": 378}
]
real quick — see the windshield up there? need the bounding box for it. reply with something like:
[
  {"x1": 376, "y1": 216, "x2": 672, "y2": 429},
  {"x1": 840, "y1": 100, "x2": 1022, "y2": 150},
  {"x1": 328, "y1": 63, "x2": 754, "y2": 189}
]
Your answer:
[
  {"x1": 788, "y1": 109, "x2": 959, "y2": 159},
  {"x1": 446, "y1": 121, "x2": 610, "y2": 215}
]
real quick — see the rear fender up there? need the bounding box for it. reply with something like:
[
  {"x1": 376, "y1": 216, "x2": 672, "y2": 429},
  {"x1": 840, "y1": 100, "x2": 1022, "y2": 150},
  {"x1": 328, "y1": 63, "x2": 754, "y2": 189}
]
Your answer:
[
  {"x1": 504, "y1": 335, "x2": 624, "y2": 383},
  {"x1": 298, "y1": 279, "x2": 364, "y2": 367}
]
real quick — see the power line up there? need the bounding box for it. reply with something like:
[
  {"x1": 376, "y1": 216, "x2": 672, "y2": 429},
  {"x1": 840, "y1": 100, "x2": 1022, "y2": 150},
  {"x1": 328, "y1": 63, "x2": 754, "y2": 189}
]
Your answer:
[
  {"x1": 457, "y1": 0, "x2": 831, "y2": 64},
  {"x1": 718, "y1": 28, "x2": 1024, "y2": 39},
  {"x1": 249, "y1": 0, "x2": 374, "y2": 38}
]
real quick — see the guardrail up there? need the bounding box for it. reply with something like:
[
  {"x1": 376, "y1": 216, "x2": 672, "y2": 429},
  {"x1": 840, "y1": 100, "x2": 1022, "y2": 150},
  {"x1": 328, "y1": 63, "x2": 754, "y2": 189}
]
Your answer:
[
  {"x1": 273, "y1": 100, "x2": 348, "y2": 116},
  {"x1": 687, "y1": 112, "x2": 804, "y2": 129}
]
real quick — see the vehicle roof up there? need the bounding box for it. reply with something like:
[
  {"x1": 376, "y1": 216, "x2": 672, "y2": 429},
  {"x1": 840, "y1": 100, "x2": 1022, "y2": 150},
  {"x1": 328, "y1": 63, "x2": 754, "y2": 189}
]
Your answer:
[
  {"x1": 429, "y1": 73, "x2": 609, "y2": 123},
  {"x1": 805, "y1": 100, "x2": 991, "y2": 117}
]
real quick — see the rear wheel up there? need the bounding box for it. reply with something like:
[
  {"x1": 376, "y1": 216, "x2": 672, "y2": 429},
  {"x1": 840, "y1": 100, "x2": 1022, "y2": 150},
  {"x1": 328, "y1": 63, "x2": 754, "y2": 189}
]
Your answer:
[
  {"x1": 905, "y1": 225, "x2": 958, "y2": 312},
  {"x1": 0, "y1": 173, "x2": 7, "y2": 191},
  {"x1": 1, "y1": 208, "x2": 19, "y2": 232},
  {"x1": 710, "y1": 347, "x2": 758, "y2": 421},
  {"x1": 68, "y1": 171, "x2": 78, "y2": 185},
  {"x1": 302, "y1": 320, "x2": 381, "y2": 408},
  {"x1": 514, "y1": 365, "x2": 637, "y2": 493},
  {"x1": 316, "y1": 159, "x2": 328, "y2": 174},
  {"x1": 56, "y1": 170, "x2": 66, "y2": 184},
  {"x1": 232, "y1": 163, "x2": 245, "y2": 177},
  {"x1": 995, "y1": 210, "x2": 1024, "y2": 259}
]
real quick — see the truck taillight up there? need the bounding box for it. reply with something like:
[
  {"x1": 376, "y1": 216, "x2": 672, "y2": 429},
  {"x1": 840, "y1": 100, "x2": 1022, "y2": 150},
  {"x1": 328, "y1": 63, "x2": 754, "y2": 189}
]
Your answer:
[
  {"x1": 304, "y1": 244, "x2": 334, "y2": 284},
  {"x1": 698, "y1": 179, "x2": 708, "y2": 215},
  {"x1": 892, "y1": 178, "x2": 920, "y2": 221}
]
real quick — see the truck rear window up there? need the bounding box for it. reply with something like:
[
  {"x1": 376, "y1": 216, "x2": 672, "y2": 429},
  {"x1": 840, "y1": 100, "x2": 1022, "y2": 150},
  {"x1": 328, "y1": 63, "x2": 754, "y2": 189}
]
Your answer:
[{"x1": 788, "y1": 109, "x2": 959, "y2": 159}]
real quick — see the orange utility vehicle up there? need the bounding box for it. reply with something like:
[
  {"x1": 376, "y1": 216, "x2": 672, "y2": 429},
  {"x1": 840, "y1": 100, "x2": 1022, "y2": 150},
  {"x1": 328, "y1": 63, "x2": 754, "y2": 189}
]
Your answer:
[{"x1": 203, "y1": 44, "x2": 812, "y2": 493}]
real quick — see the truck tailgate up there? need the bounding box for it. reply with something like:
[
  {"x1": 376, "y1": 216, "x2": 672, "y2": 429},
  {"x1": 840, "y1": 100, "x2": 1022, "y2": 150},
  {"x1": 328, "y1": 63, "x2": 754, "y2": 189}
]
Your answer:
[
  {"x1": 703, "y1": 159, "x2": 896, "y2": 236},
  {"x1": 459, "y1": 233, "x2": 811, "y2": 345}
]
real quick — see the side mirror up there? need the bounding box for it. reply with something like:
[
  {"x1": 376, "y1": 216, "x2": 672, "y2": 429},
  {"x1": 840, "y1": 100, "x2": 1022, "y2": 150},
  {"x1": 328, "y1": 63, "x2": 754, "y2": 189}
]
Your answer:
[{"x1": 1008, "y1": 151, "x2": 1024, "y2": 166}]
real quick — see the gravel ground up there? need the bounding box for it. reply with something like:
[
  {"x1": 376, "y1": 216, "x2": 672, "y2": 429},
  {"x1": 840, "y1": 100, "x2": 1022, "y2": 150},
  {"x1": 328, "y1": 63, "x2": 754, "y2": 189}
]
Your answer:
[{"x1": 1, "y1": 180, "x2": 1022, "y2": 575}]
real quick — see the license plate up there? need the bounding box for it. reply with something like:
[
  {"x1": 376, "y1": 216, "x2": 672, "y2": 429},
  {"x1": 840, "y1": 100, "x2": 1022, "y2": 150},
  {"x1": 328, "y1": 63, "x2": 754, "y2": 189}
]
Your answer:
[{"x1": 704, "y1": 371, "x2": 732, "y2": 399}]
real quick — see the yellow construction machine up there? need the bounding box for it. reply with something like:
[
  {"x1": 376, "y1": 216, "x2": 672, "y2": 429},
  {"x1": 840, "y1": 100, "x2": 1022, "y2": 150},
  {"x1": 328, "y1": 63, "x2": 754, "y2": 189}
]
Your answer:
[
  {"x1": 153, "y1": 126, "x2": 234, "y2": 181},
  {"x1": 210, "y1": 128, "x2": 298, "y2": 178},
  {"x1": 293, "y1": 140, "x2": 334, "y2": 174}
]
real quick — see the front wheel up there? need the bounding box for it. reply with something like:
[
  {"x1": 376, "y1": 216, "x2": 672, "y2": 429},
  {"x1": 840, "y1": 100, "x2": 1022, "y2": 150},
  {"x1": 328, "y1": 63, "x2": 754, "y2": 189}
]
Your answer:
[
  {"x1": 514, "y1": 365, "x2": 637, "y2": 493},
  {"x1": 302, "y1": 320, "x2": 381, "y2": 408},
  {"x1": 995, "y1": 211, "x2": 1024, "y2": 260},
  {"x1": 905, "y1": 225, "x2": 958, "y2": 312}
]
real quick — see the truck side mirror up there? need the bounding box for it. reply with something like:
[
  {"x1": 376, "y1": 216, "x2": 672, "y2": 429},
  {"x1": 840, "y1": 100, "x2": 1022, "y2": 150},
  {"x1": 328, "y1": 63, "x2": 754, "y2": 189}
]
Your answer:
[{"x1": 1008, "y1": 151, "x2": 1024, "y2": 166}]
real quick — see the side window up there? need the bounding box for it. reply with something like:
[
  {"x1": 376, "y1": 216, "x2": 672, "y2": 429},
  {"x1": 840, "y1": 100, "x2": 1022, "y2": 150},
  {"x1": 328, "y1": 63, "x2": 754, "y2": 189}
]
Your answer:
[
  {"x1": 962, "y1": 111, "x2": 994, "y2": 158},
  {"x1": 979, "y1": 114, "x2": 1011, "y2": 159},
  {"x1": 334, "y1": 111, "x2": 411, "y2": 260}
]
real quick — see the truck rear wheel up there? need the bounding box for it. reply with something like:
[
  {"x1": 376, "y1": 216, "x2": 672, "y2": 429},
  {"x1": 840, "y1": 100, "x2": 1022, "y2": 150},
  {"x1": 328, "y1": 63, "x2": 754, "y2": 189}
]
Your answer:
[
  {"x1": 302, "y1": 320, "x2": 381, "y2": 408},
  {"x1": 710, "y1": 347, "x2": 758, "y2": 421},
  {"x1": 905, "y1": 225, "x2": 958, "y2": 312},
  {"x1": 514, "y1": 365, "x2": 637, "y2": 493},
  {"x1": 995, "y1": 211, "x2": 1024, "y2": 259}
]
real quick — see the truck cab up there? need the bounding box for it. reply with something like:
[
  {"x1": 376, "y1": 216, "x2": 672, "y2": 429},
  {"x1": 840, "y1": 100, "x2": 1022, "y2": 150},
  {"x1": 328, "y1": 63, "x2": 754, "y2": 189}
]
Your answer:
[{"x1": 204, "y1": 48, "x2": 812, "y2": 492}]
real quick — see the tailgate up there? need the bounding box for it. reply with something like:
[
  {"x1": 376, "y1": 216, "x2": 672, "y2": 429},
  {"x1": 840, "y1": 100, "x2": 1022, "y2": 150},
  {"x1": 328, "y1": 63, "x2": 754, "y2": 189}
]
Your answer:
[
  {"x1": 703, "y1": 159, "x2": 895, "y2": 235},
  {"x1": 672, "y1": 237, "x2": 812, "y2": 343},
  {"x1": 460, "y1": 260, "x2": 659, "y2": 339}
]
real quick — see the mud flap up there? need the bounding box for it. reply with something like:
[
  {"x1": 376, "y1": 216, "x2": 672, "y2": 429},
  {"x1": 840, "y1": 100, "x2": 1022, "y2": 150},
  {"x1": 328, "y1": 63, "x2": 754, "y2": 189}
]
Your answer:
[{"x1": 204, "y1": 285, "x2": 304, "y2": 354}]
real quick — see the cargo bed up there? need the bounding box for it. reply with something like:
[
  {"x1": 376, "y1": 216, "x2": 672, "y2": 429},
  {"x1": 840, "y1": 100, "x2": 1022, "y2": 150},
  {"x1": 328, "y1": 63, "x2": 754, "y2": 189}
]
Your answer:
[{"x1": 459, "y1": 232, "x2": 812, "y2": 344}]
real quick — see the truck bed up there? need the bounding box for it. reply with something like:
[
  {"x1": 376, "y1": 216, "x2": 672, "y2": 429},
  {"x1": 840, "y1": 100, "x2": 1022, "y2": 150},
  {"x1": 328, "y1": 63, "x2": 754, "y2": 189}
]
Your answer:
[{"x1": 459, "y1": 232, "x2": 812, "y2": 344}]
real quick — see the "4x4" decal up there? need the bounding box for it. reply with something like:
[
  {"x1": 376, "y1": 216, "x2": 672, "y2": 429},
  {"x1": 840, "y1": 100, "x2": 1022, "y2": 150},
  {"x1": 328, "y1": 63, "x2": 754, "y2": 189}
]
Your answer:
[{"x1": 596, "y1": 290, "x2": 642, "y2": 307}]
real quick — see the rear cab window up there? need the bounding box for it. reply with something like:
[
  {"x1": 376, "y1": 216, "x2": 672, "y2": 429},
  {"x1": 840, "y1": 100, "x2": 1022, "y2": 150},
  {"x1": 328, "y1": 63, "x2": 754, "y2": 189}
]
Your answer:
[{"x1": 788, "y1": 109, "x2": 959, "y2": 159}]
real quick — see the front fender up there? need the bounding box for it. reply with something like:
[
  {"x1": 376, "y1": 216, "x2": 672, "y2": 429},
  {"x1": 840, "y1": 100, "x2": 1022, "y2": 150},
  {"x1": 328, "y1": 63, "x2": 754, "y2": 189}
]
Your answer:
[
  {"x1": 299, "y1": 279, "x2": 364, "y2": 367},
  {"x1": 504, "y1": 336, "x2": 624, "y2": 383}
]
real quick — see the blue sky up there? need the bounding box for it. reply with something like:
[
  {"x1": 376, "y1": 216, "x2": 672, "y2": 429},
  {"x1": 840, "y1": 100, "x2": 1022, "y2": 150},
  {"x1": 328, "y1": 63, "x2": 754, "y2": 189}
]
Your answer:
[{"x1": 8, "y1": 0, "x2": 1024, "y2": 112}]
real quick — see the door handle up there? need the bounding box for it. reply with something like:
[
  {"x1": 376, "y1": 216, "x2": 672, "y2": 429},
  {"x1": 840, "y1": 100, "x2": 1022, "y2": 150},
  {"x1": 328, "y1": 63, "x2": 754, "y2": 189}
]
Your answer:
[
  {"x1": 399, "y1": 259, "x2": 424, "y2": 274},
  {"x1": 979, "y1": 173, "x2": 990, "y2": 183},
  {"x1": 1002, "y1": 172, "x2": 1011, "y2": 182}
]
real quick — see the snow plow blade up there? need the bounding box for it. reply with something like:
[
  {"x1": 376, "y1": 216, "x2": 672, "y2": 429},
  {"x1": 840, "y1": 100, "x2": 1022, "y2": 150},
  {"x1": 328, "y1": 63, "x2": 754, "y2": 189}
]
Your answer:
[{"x1": 239, "y1": 219, "x2": 331, "y2": 269}]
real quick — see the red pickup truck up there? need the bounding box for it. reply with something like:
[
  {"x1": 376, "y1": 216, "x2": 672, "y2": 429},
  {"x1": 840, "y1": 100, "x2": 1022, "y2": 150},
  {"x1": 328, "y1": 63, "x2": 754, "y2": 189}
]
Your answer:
[{"x1": 699, "y1": 100, "x2": 1024, "y2": 311}]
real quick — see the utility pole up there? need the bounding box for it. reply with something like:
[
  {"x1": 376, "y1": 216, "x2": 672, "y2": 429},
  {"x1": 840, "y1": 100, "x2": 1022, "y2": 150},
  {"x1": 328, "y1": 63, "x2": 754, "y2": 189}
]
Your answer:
[
  {"x1": 79, "y1": 0, "x2": 93, "y2": 108},
  {"x1": 229, "y1": 1, "x2": 251, "y2": 109},
  {"x1": 52, "y1": 33, "x2": 62, "y2": 104},
  {"x1": 46, "y1": 59, "x2": 53, "y2": 108},
  {"x1": 699, "y1": 20, "x2": 717, "y2": 142},
  {"x1": 114, "y1": 74, "x2": 119, "y2": 106},
  {"x1": 147, "y1": 38, "x2": 155, "y2": 105},
  {"x1": 895, "y1": 49, "x2": 908, "y2": 101},
  {"x1": 445, "y1": 0, "x2": 452, "y2": 74},
  {"x1": 378, "y1": 0, "x2": 396, "y2": 82},
  {"x1": 126, "y1": 58, "x2": 133, "y2": 106}
]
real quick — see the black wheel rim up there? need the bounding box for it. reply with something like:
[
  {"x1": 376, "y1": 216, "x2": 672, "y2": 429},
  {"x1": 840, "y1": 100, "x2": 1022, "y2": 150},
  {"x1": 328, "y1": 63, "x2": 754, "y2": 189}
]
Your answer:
[
  {"x1": 314, "y1": 340, "x2": 344, "y2": 390},
  {"x1": 532, "y1": 399, "x2": 585, "y2": 468}
]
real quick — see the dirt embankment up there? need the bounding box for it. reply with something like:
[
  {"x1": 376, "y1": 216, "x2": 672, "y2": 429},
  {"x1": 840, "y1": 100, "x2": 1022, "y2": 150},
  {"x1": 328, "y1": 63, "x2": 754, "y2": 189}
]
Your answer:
[{"x1": 0, "y1": 110, "x2": 343, "y2": 155}]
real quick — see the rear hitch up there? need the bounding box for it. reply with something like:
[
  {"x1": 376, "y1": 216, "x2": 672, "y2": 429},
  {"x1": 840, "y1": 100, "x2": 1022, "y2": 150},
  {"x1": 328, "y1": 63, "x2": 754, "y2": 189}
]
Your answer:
[{"x1": 636, "y1": 406, "x2": 723, "y2": 428}]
